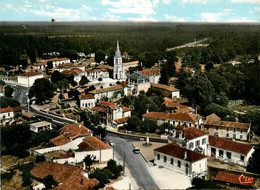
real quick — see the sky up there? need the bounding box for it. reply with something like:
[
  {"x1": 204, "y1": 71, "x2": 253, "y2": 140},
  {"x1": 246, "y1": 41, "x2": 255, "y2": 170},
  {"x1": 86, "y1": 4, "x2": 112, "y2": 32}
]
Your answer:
[{"x1": 0, "y1": 0, "x2": 260, "y2": 22}]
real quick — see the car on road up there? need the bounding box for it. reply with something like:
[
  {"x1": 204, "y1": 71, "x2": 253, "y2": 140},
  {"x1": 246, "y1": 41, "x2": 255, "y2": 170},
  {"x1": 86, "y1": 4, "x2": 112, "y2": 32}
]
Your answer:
[
  {"x1": 108, "y1": 140, "x2": 115, "y2": 146},
  {"x1": 133, "y1": 147, "x2": 140, "y2": 154}
]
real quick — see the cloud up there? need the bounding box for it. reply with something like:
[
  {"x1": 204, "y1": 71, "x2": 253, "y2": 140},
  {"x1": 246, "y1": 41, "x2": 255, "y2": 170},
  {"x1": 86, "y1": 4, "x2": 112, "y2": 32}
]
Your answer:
[
  {"x1": 101, "y1": 0, "x2": 155, "y2": 15},
  {"x1": 179, "y1": 0, "x2": 210, "y2": 3},
  {"x1": 39, "y1": 0, "x2": 46, "y2": 2},
  {"x1": 164, "y1": 14, "x2": 186, "y2": 22},
  {"x1": 102, "y1": 12, "x2": 121, "y2": 21},
  {"x1": 201, "y1": 12, "x2": 224, "y2": 22},
  {"x1": 231, "y1": 0, "x2": 260, "y2": 4},
  {"x1": 4, "y1": 4, "x2": 13, "y2": 9},
  {"x1": 128, "y1": 15, "x2": 157, "y2": 21},
  {"x1": 82, "y1": 5, "x2": 93, "y2": 11},
  {"x1": 224, "y1": 9, "x2": 233, "y2": 11},
  {"x1": 227, "y1": 17, "x2": 257, "y2": 22}
]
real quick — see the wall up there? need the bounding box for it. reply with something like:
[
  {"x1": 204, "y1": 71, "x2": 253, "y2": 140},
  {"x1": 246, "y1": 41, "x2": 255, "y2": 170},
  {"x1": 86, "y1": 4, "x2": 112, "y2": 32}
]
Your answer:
[
  {"x1": 186, "y1": 134, "x2": 209, "y2": 154},
  {"x1": 172, "y1": 91, "x2": 180, "y2": 99},
  {"x1": 80, "y1": 99, "x2": 96, "y2": 108},
  {"x1": 0, "y1": 111, "x2": 14, "y2": 122},
  {"x1": 191, "y1": 158, "x2": 207, "y2": 177},
  {"x1": 74, "y1": 148, "x2": 113, "y2": 162}
]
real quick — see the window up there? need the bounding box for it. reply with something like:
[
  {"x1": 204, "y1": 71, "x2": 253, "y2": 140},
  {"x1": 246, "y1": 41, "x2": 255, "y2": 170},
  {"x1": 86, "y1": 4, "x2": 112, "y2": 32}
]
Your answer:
[
  {"x1": 216, "y1": 126, "x2": 219, "y2": 131},
  {"x1": 219, "y1": 150, "x2": 224, "y2": 158},
  {"x1": 196, "y1": 140, "x2": 200, "y2": 147},
  {"x1": 164, "y1": 156, "x2": 167, "y2": 162},
  {"x1": 227, "y1": 152, "x2": 231, "y2": 159},
  {"x1": 168, "y1": 120, "x2": 171, "y2": 123},
  {"x1": 226, "y1": 133, "x2": 229, "y2": 138},
  {"x1": 157, "y1": 153, "x2": 160, "y2": 160},
  {"x1": 178, "y1": 161, "x2": 181, "y2": 168},
  {"x1": 240, "y1": 155, "x2": 244, "y2": 161},
  {"x1": 8, "y1": 113, "x2": 10, "y2": 117},
  {"x1": 171, "y1": 158, "x2": 174, "y2": 165},
  {"x1": 240, "y1": 129, "x2": 243, "y2": 133},
  {"x1": 233, "y1": 134, "x2": 236, "y2": 139},
  {"x1": 189, "y1": 123, "x2": 192, "y2": 127},
  {"x1": 173, "y1": 121, "x2": 175, "y2": 125},
  {"x1": 227, "y1": 127, "x2": 229, "y2": 131},
  {"x1": 214, "y1": 132, "x2": 218, "y2": 137},
  {"x1": 189, "y1": 142, "x2": 194, "y2": 149},
  {"x1": 233, "y1": 128, "x2": 236, "y2": 132},
  {"x1": 202, "y1": 138, "x2": 206, "y2": 145},
  {"x1": 178, "y1": 121, "x2": 181, "y2": 126},
  {"x1": 240, "y1": 135, "x2": 243, "y2": 139}
]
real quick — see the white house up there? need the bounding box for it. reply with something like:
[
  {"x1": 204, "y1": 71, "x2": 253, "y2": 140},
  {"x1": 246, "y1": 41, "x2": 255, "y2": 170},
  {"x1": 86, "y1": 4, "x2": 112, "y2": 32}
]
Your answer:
[
  {"x1": 139, "y1": 69, "x2": 160, "y2": 83},
  {"x1": 203, "y1": 119, "x2": 251, "y2": 142},
  {"x1": 154, "y1": 143, "x2": 207, "y2": 178},
  {"x1": 0, "y1": 106, "x2": 21, "y2": 125},
  {"x1": 89, "y1": 85, "x2": 124, "y2": 101},
  {"x1": 33, "y1": 62, "x2": 47, "y2": 71},
  {"x1": 30, "y1": 121, "x2": 52, "y2": 133},
  {"x1": 61, "y1": 68, "x2": 85, "y2": 83},
  {"x1": 151, "y1": 83, "x2": 180, "y2": 99},
  {"x1": 168, "y1": 127, "x2": 209, "y2": 155},
  {"x1": 87, "y1": 78, "x2": 118, "y2": 90},
  {"x1": 49, "y1": 58, "x2": 70, "y2": 67},
  {"x1": 18, "y1": 72, "x2": 44, "y2": 87},
  {"x1": 85, "y1": 68, "x2": 109, "y2": 81},
  {"x1": 92, "y1": 101, "x2": 131, "y2": 127},
  {"x1": 142, "y1": 112, "x2": 203, "y2": 128},
  {"x1": 80, "y1": 94, "x2": 96, "y2": 108},
  {"x1": 55, "y1": 63, "x2": 85, "y2": 72},
  {"x1": 207, "y1": 135, "x2": 254, "y2": 167}
]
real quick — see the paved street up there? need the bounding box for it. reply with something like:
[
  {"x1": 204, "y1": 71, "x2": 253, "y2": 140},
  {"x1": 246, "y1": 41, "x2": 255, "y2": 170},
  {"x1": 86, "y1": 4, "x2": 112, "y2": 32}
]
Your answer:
[
  {"x1": 106, "y1": 133, "x2": 159, "y2": 190},
  {"x1": 5, "y1": 83, "x2": 29, "y2": 105}
]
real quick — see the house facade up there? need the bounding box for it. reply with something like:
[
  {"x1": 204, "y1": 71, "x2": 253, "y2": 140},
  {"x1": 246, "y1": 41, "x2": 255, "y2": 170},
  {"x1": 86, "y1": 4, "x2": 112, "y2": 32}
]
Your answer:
[
  {"x1": 142, "y1": 112, "x2": 203, "y2": 128},
  {"x1": 151, "y1": 83, "x2": 180, "y2": 99},
  {"x1": 49, "y1": 58, "x2": 70, "y2": 67},
  {"x1": 139, "y1": 69, "x2": 160, "y2": 83},
  {"x1": 207, "y1": 136, "x2": 254, "y2": 167},
  {"x1": 154, "y1": 143, "x2": 207, "y2": 178},
  {"x1": 80, "y1": 94, "x2": 96, "y2": 108},
  {"x1": 0, "y1": 106, "x2": 22, "y2": 125},
  {"x1": 33, "y1": 62, "x2": 47, "y2": 71},
  {"x1": 30, "y1": 121, "x2": 52, "y2": 133},
  {"x1": 86, "y1": 68, "x2": 109, "y2": 81},
  {"x1": 89, "y1": 85, "x2": 124, "y2": 101},
  {"x1": 18, "y1": 72, "x2": 44, "y2": 86},
  {"x1": 61, "y1": 68, "x2": 85, "y2": 83},
  {"x1": 203, "y1": 120, "x2": 251, "y2": 142}
]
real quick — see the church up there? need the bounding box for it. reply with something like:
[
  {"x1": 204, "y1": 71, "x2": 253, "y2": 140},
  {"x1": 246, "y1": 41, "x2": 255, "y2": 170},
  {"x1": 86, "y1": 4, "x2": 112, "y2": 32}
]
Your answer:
[{"x1": 113, "y1": 40, "x2": 138, "y2": 81}]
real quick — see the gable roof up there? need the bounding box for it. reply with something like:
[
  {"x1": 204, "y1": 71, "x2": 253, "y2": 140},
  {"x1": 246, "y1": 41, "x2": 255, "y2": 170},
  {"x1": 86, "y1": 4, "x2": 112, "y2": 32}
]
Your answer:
[
  {"x1": 183, "y1": 127, "x2": 208, "y2": 140},
  {"x1": 142, "y1": 112, "x2": 202, "y2": 122},
  {"x1": 78, "y1": 136, "x2": 111, "y2": 151},
  {"x1": 129, "y1": 72, "x2": 149, "y2": 81},
  {"x1": 204, "y1": 120, "x2": 250, "y2": 130},
  {"x1": 205, "y1": 113, "x2": 221, "y2": 122},
  {"x1": 19, "y1": 71, "x2": 42, "y2": 77},
  {"x1": 123, "y1": 61, "x2": 139, "y2": 66},
  {"x1": 31, "y1": 162, "x2": 98, "y2": 190},
  {"x1": 50, "y1": 134, "x2": 70, "y2": 146},
  {"x1": 151, "y1": 83, "x2": 179, "y2": 92},
  {"x1": 50, "y1": 58, "x2": 70, "y2": 62},
  {"x1": 97, "y1": 101, "x2": 115, "y2": 110},
  {"x1": 114, "y1": 117, "x2": 130, "y2": 124},
  {"x1": 80, "y1": 94, "x2": 94, "y2": 100},
  {"x1": 89, "y1": 85, "x2": 123, "y2": 94},
  {"x1": 60, "y1": 123, "x2": 93, "y2": 140},
  {"x1": 61, "y1": 68, "x2": 84, "y2": 76},
  {"x1": 209, "y1": 136, "x2": 254, "y2": 155},
  {"x1": 154, "y1": 143, "x2": 206, "y2": 162},
  {"x1": 33, "y1": 62, "x2": 47, "y2": 66},
  {"x1": 0, "y1": 106, "x2": 21, "y2": 113},
  {"x1": 139, "y1": 69, "x2": 160, "y2": 76},
  {"x1": 215, "y1": 171, "x2": 256, "y2": 187}
]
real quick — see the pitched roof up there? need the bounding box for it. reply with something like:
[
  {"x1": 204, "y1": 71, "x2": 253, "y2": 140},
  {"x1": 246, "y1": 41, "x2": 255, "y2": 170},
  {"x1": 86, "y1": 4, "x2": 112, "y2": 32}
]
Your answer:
[
  {"x1": 61, "y1": 68, "x2": 84, "y2": 76},
  {"x1": 215, "y1": 171, "x2": 256, "y2": 187},
  {"x1": 96, "y1": 64, "x2": 113, "y2": 70},
  {"x1": 60, "y1": 123, "x2": 93, "y2": 140},
  {"x1": 92, "y1": 107, "x2": 106, "y2": 112},
  {"x1": 57, "y1": 63, "x2": 83, "y2": 69},
  {"x1": 203, "y1": 120, "x2": 250, "y2": 129},
  {"x1": 154, "y1": 143, "x2": 206, "y2": 162},
  {"x1": 22, "y1": 110, "x2": 36, "y2": 118},
  {"x1": 0, "y1": 106, "x2": 21, "y2": 113},
  {"x1": 123, "y1": 61, "x2": 139, "y2": 66},
  {"x1": 50, "y1": 58, "x2": 70, "y2": 62},
  {"x1": 80, "y1": 94, "x2": 94, "y2": 100},
  {"x1": 209, "y1": 136, "x2": 254, "y2": 155},
  {"x1": 50, "y1": 134, "x2": 70, "y2": 146},
  {"x1": 163, "y1": 101, "x2": 189, "y2": 109},
  {"x1": 19, "y1": 71, "x2": 42, "y2": 77},
  {"x1": 89, "y1": 85, "x2": 123, "y2": 94},
  {"x1": 129, "y1": 72, "x2": 149, "y2": 81},
  {"x1": 123, "y1": 106, "x2": 131, "y2": 112},
  {"x1": 142, "y1": 112, "x2": 202, "y2": 122},
  {"x1": 33, "y1": 62, "x2": 47, "y2": 66},
  {"x1": 114, "y1": 117, "x2": 130, "y2": 124},
  {"x1": 78, "y1": 136, "x2": 111, "y2": 151},
  {"x1": 139, "y1": 69, "x2": 160, "y2": 76},
  {"x1": 183, "y1": 127, "x2": 208, "y2": 140},
  {"x1": 97, "y1": 101, "x2": 115, "y2": 110},
  {"x1": 86, "y1": 68, "x2": 107, "y2": 73},
  {"x1": 31, "y1": 162, "x2": 98, "y2": 190},
  {"x1": 205, "y1": 113, "x2": 221, "y2": 122},
  {"x1": 151, "y1": 83, "x2": 179, "y2": 92}
]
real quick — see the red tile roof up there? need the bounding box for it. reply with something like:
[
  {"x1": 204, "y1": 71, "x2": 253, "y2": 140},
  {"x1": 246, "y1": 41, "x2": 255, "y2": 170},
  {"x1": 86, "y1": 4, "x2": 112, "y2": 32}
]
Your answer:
[
  {"x1": 0, "y1": 106, "x2": 21, "y2": 113},
  {"x1": 163, "y1": 101, "x2": 189, "y2": 109},
  {"x1": 123, "y1": 106, "x2": 131, "y2": 112},
  {"x1": 114, "y1": 117, "x2": 130, "y2": 124},
  {"x1": 61, "y1": 68, "x2": 84, "y2": 76},
  {"x1": 183, "y1": 127, "x2": 207, "y2": 140},
  {"x1": 50, "y1": 134, "x2": 70, "y2": 146},
  {"x1": 89, "y1": 85, "x2": 123, "y2": 94},
  {"x1": 205, "y1": 113, "x2": 221, "y2": 122},
  {"x1": 86, "y1": 68, "x2": 107, "y2": 73},
  {"x1": 19, "y1": 71, "x2": 42, "y2": 77},
  {"x1": 50, "y1": 58, "x2": 70, "y2": 62},
  {"x1": 204, "y1": 120, "x2": 250, "y2": 130},
  {"x1": 139, "y1": 69, "x2": 160, "y2": 76},
  {"x1": 78, "y1": 136, "x2": 111, "y2": 151},
  {"x1": 33, "y1": 62, "x2": 47, "y2": 66},
  {"x1": 92, "y1": 107, "x2": 106, "y2": 112},
  {"x1": 98, "y1": 101, "x2": 115, "y2": 110},
  {"x1": 154, "y1": 143, "x2": 206, "y2": 162},
  {"x1": 12, "y1": 106, "x2": 22, "y2": 112},
  {"x1": 123, "y1": 61, "x2": 139, "y2": 66},
  {"x1": 215, "y1": 171, "x2": 256, "y2": 187},
  {"x1": 31, "y1": 162, "x2": 98, "y2": 190},
  {"x1": 142, "y1": 112, "x2": 202, "y2": 122},
  {"x1": 60, "y1": 123, "x2": 93, "y2": 140},
  {"x1": 151, "y1": 83, "x2": 179, "y2": 92},
  {"x1": 80, "y1": 94, "x2": 94, "y2": 100},
  {"x1": 209, "y1": 136, "x2": 254, "y2": 155}
]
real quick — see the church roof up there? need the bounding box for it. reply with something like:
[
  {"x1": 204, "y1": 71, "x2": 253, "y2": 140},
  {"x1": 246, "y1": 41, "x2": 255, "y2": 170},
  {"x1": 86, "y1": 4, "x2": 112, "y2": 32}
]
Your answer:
[
  {"x1": 114, "y1": 39, "x2": 121, "y2": 59},
  {"x1": 129, "y1": 72, "x2": 149, "y2": 81}
]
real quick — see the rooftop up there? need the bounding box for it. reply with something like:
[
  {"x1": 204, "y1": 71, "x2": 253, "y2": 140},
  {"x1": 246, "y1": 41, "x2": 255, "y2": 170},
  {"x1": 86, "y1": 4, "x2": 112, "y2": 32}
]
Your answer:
[
  {"x1": 78, "y1": 136, "x2": 112, "y2": 151},
  {"x1": 0, "y1": 106, "x2": 21, "y2": 113},
  {"x1": 142, "y1": 112, "x2": 202, "y2": 122},
  {"x1": 151, "y1": 83, "x2": 179, "y2": 92},
  {"x1": 154, "y1": 143, "x2": 206, "y2": 162},
  {"x1": 30, "y1": 121, "x2": 51, "y2": 128},
  {"x1": 129, "y1": 72, "x2": 149, "y2": 81},
  {"x1": 204, "y1": 120, "x2": 250, "y2": 129},
  {"x1": 19, "y1": 71, "x2": 43, "y2": 77},
  {"x1": 49, "y1": 58, "x2": 70, "y2": 62},
  {"x1": 123, "y1": 61, "x2": 139, "y2": 66},
  {"x1": 209, "y1": 136, "x2": 254, "y2": 155},
  {"x1": 89, "y1": 85, "x2": 123, "y2": 94},
  {"x1": 205, "y1": 113, "x2": 221, "y2": 122},
  {"x1": 139, "y1": 69, "x2": 160, "y2": 76},
  {"x1": 80, "y1": 94, "x2": 94, "y2": 100},
  {"x1": 183, "y1": 127, "x2": 208, "y2": 140}
]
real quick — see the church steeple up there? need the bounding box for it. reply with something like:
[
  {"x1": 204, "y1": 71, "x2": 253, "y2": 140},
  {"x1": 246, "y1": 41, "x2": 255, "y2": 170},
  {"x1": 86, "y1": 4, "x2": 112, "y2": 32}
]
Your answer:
[{"x1": 115, "y1": 39, "x2": 121, "y2": 58}]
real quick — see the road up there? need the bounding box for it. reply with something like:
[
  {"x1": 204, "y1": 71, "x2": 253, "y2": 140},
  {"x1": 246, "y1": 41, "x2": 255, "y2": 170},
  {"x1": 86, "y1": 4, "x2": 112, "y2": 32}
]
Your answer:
[
  {"x1": 106, "y1": 133, "x2": 159, "y2": 190},
  {"x1": 5, "y1": 83, "x2": 29, "y2": 105}
]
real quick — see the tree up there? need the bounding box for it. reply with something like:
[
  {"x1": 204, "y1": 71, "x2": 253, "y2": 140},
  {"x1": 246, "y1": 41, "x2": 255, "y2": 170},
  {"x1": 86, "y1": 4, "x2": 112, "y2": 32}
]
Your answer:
[
  {"x1": 83, "y1": 155, "x2": 96, "y2": 169},
  {"x1": 89, "y1": 168, "x2": 112, "y2": 188},
  {"x1": 141, "y1": 118, "x2": 158, "y2": 133},
  {"x1": 47, "y1": 61, "x2": 53, "y2": 69},
  {"x1": 51, "y1": 71, "x2": 65, "y2": 83},
  {"x1": 42, "y1": 175, "x2": 58, "y2": 189},
  {"x1": 126, "y1": 116, "x2": 141, "y2": 131},
  {"x1": 29, "y1": 78, "x2": 55, "y2": 104},
  {"x1": 189, "y1": 177, "x2": 222, "y2": 189},
  {"x1": 79, "y1": 76, "x2": 89, "y2": 86},
  {"x1": 0, "y1": 97, "x2": 20, "y2": 108},
  {"x1": 95, "y1": 49, "x2": 106, "y2": 63},
  {"x1": 4, "y1": 85, "x2": 14, "y2": 97},
  {"x1": 204, "y1": 103, "x2": 233, "y2": 119},
  {"x1": 106, "y1": 159, "x2": 123, "y2": 179},
  {"x1": 247, "y1": 145, "x2": 260, "y2": 174}
]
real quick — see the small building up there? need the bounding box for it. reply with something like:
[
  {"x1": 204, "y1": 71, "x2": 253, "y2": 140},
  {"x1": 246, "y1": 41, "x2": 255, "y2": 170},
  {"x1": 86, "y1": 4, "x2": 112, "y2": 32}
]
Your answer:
[
  {"x1": 61, "y1": 68, "x2": 85, "y2": 83},
  {"x1": 207, "y1": 136, "x2": 254, "y2": 167},
  {"x1": 33, "y1": 61, "x2": 47, "y2": 71},
  {"x1": 18, "y1": 72, "x2": 44, "y2": 87},
  {"x1": 151, "y1": 83, "x2": 180, "y2": 99},
  {"x1": 49, "y1": 58, "x2": 70, "y2": 67},
  {"x1": 203, "y1": 120, "x2": 251, "y2": 142},
  {"x1": 89, "y1": 85, "x2": 124, "y2": 101},
  {"x1": 0, "y1": 106, "x2": 22, "y2": 125},
  {"x1": 80, "y1": 94, "x2": 96, "y2": 108},
  {"x1": 168, "y1": 127, "x2": 209, "y2": 155},
  {"x1": 163, "y1": 100, "x2": 194, "y2": 113},
  {"x1": 30, "y1": 121, "x2": 52, "y2": 133},
  {"x1": 56, "y1": 63, "x2": 85, "y2": 72},
  {"x1": 142, "y1": 112, "x2": 203, "y2": 128},
  {"x1": 139, "y1": 69, "x2": 160, "y2": 83},
  {"x1": 85, "y1": 68, "x2": 109, "y2": 81},
  {"x1": 154, "y1": 143, "x2": 207, "y2": 178},
  {"x1": 123, "y1": 61, "x2": 139, "y2": 70}
]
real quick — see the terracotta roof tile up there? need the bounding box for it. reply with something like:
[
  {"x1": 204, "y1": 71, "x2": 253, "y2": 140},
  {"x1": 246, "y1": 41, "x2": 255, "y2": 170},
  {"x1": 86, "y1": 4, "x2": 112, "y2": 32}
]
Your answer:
[
  {"x1": 123, "y1": 106, "x2": 131, "y2": 112},
  {"x1": 123, "y1": 61, "x2": 139, "y2": 66},
  {"x1": 151, "y1": 83, "x2": 179, "y2": 92},
  {"x1": 50, "y1": 58, "x2": 70, "y2": 62},
  {"x1": 209, "y1": 136, "x2": 254, "y2": 155},
  {"x1": 0, "y1": 106, "x2": 21, "y2": 113},
  {"x1": 33, "y1": 62, "x2": 47, "y2": 66},
  {"x1": 50, "y1": 134, "x2": 70, "y2": 146},
  {"x1": 139, "y1": 69, "x2": 160, "y2": 76},
  {"x1": 215, "y1": 171, "x2": 256, "y2": 187},
  {"x1": 204, "y1": 120, "x2": 250, "y2": 129},
  {"x1": 205, "y1": 113, "x2": 221, "y2": 122},
  {"x1": 142, "y1": 112, "x2": 202, "y2": 122},
  {"x1": 89, "y1": 85, "x2": 123, "y2": 94},
  {"x1": 92, "y1": 107, "x2": 106, "y2": 112},
  {"x1": 98, "y1": 101, "x2": 115, "y2": 110},
  {"x1": 19, "y1": 71, "x2": 42, "y2": 76},
  {"x1": 154, "y1": 143, "x2": 206, "y2": 162},
  {"x1": 114, "y1": 117, "x2": 129, "y2": 124},
  {"x1": 80, "y1": 94, "x2": 94, "y2": 100},
  {"x1": 60, "y1": 123, "x2": 93, "y2": 140},
  {"x1": 78, "y1": 136, "x2": 111, "y2": 150},
  {"x1": 183, "y1": 127, "x2": 207, "y2": 140}
]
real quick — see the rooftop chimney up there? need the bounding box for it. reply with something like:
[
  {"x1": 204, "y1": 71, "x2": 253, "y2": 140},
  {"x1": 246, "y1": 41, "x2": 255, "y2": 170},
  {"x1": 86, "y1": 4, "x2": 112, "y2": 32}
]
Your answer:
[{"x1": 184, "y1": 151, "x2": 187, "y2": 160}]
